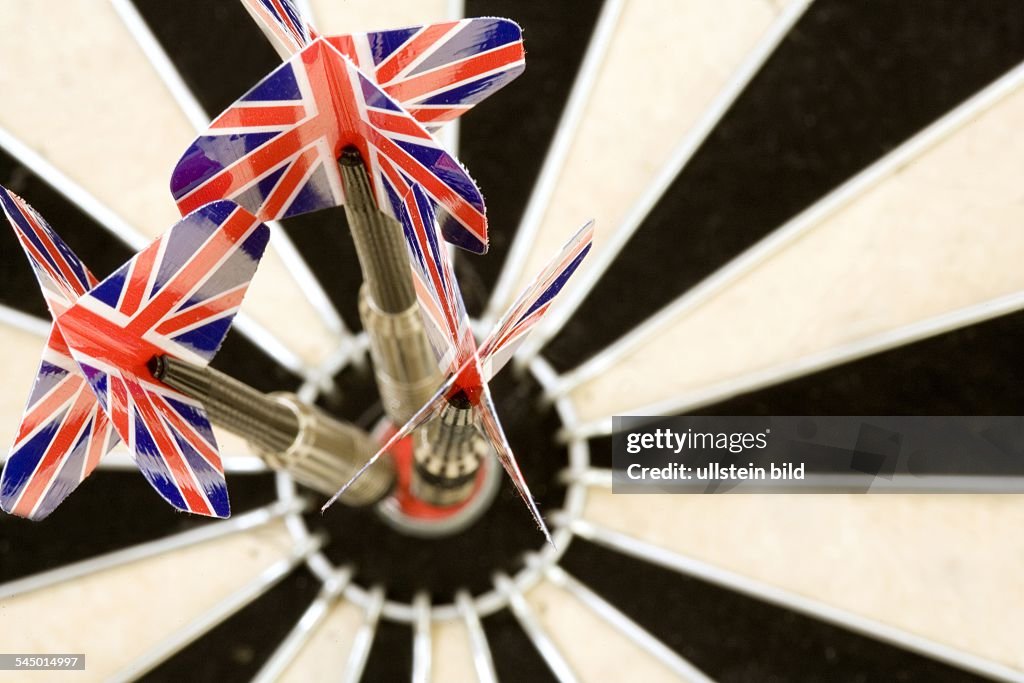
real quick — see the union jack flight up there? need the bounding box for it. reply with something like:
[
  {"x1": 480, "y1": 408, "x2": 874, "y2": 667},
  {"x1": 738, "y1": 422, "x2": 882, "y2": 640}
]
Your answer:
[
  {"x1": 323, "y1": 182, "x2": 595, "y2": 543},
  {"x1": 0, "y1": 188, "x2": 270, "y2": 520},
  {"x1": 170, "y1": 0, "x2": 525, "y2": 254}
]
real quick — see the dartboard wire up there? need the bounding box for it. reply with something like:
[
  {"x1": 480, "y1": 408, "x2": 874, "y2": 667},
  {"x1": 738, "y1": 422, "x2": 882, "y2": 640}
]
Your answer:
[
  {"x1": 242, "y1": 353, "x2": 587, "y2": 671},
  {"x1": 412, "y1": 591, "x2": 433, "y2": 683},
  {"x1": 0, "y1": 303, "x2": 50, "y2": 338},
  {"x1": 554, "y1": 515, "x2": 1024, "y2": 683},
  {"x1": 480, "y1": 0, "x2": 624, "y2": 329},
  {"x1": 268, "y1": 355, "x2": 583, "y2": 681},
  {"x1": 547, "y1": 57, "x2": 1024, "y2": 404},
  {"x1": 439, "y1": 0, "x2": 465, "y2": 156},
  {"x1": 456, "y1": 588, "x2": 499, "y2": 683},
  {"x1": 494, "y1": 571, "x2": 582, "y2": 683},
  {"x1": 559, "y1": 467, "x2": 614, "y2": 489},
  {"x1": 296, "y1": 352, "x2": 587, "y2": 629},
  {"x1": 512, "y1": 0, "x2": 814, "y2": 367},
  {"x1": 0, "y1": 499, "x2": 303, "y2": 600},
  {"x1": 529, "y1": 555, "x2": 715, "y2": 683},
  {"x1": 108, "y1": 0, "x2": 355, "y2": 352},
  {"x1": 108, "y1": 533, "x2": 326, "y2": 683},
  {"x1": 251, "y1": 565, "x2": 354, "y2": 683},
  {"x1": 0, "y1": 123, "x2": 309, "y2": 377},
  {"x1": 275, "y1": 469, "x2": 324, "y2": 567},
  {"x1": 561, "y1": 286, "x2": 1024, "y2": 441},
  {"x1": 561, "y1": 468, "x2": 1024, "y2": 494},
  {"x1": 295, "y1": 331, "x2": 369, "y2": 403},
  {"x1": 341, "y1": 584, "x2": 386, "y2": 683},
  {"x1": 96, "y1": 450, "x2": 268, "y2": 473},
  {"x1": 440, "y1": 0, "x2": 464, "y2": 266}
]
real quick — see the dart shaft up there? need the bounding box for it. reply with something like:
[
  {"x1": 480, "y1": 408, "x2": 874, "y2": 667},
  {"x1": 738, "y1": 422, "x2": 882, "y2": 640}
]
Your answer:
[
  {"x1": 340, "y1": 148, "x2": 416, "y2": 313},
  {"x1": 412, "y1": 403, "x2": 486, "y2": 506},
  {"x1": 359, "y1": 292, "x2": 444, "y2": 424},
  {"x1": 152, "y1": 356, "x2": 392, "y2": 506}
]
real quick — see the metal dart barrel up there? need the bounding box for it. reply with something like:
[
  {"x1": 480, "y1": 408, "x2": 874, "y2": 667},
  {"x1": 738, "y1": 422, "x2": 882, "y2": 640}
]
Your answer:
[
  {"x1": 340, "y1": 148, "x2": 443, "y2": 424},
  {"x1": 260, "y1": 393, "x2": 393, "y2": 506},
  {"x1": 412, "y1": 400, "x2": 486, "y2": 506},
  {"x1": 151, "y1": 356, "x2": 392, "y2": 506},
  {"x1": 149, "y1": 356, "x2": 296, "y2": 454}
]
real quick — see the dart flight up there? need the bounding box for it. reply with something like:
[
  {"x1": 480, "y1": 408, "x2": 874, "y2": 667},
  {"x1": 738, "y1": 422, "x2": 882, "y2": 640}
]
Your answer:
[
  {"x1": 0, "y1": 189, "x2": 270, "y2": 520},
  {"x1": 170, "y1": 0, "x2": 525, "y2": 253},
  {"x1": 324, "y1": 184, "x2": 594, "y2": 543}
]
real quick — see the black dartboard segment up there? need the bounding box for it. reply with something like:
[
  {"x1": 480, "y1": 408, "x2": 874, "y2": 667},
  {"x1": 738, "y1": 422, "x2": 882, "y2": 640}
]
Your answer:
[
  {"x1": 698, "y1": 307, "x2": 1024, "y2": 418},
  {"x1": 148, "y1": 567, "x2": 321, "y2": 683}
]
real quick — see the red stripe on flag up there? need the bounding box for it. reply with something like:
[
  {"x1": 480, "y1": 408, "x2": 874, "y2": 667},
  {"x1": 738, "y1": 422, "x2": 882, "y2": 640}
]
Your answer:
[
  {"x1": 212, "y1": 105, "x2": 307, "y2": 129},
  {"x1": 12, "y1": 388, "x2": 95, "y2": 517},
  {"x1": 153, "y1": 394, "x2": 223, "y2": 471},
  {"x1": 129, "y1": 209, "x2": 258, "y2": 334},
  {"x1": 17, "y1": 375, "x2": 81, "y2": 441},
  {"x1": 120, "y1": 241, "x2": 159, "y2": 318},
  {"x1": 375, "y1": 23, "x2": 459, "y2": 85},
  {"x1": 155, "y1": 286, "x2": 247, "y2": 337},
  {"x1": 109, "y1": 375, "x2": 131, "y2": 442},
  {"x1": 262, "y1": 147, "x2": 319, "y2": 218},
  {"x1": 409, "y1": 106, "x2": 469, "y2": 125},
  {"x1": 324, "y1": 35, "x2": 357, "y2": 62},
  {"x1": 19, "y1": 203, "x2": 92, "y2": 295},
  {"x1": 13, "y1": 230, "x2": 76, "y2": 305},
  {"x1": 367, "y1": 109, "x2": 431, "y2": 139},
  {"x1": 383, "y1": 43, "x2": 523, "y2": 104},
  {"x1": 127, "y1": 380, "x2": 211, "y2": 515}
]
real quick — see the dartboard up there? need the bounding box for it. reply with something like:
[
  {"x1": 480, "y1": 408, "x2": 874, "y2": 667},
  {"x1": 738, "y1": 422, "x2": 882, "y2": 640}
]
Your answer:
[{"x1": 1, "y1": 1, "x2": 1023, "y2": 681}]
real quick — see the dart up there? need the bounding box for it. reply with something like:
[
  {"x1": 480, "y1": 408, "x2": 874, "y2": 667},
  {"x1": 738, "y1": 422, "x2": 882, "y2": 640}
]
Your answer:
[
  {"x1": 169, "y1": 0, "x2": 525, "y2": 254},
  {"x1": 163, "y1": 1, "x2": 564, "y2": 534},
  {"x1": 323, "y1": 179, "x2": 594, "y2": 542},
  {"x1": 0, "y1": 188, "x2": 270, "y2": 520}
]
